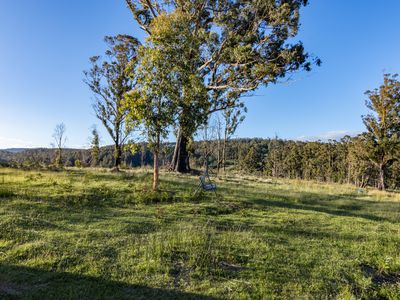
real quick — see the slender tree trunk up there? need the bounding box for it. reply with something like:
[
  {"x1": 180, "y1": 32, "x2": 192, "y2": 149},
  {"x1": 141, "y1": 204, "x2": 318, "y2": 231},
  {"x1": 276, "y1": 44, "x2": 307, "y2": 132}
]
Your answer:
[
  {"x1": 222, "y1": 138, "x2": 227, "y2": 172},
  {"x1": 378, "y1": 164, "x2": 385, "y2": 190},
  {"x1": 153, "y1": 134, "x2": 160, "y2": 191},
  {"x1": 141, "y1": 143, "x2": 145, "y2": 168},
  {"x1": 347, "y1": 164, "x2": 351, "y2": 184},
  {"x1": 170, "y1": 129, "x2": 180, "y2": 170},
  {"x1": 217, "y1": 142, "x2": 221, "y2": 174},
  {"x1": 222, "y1": 115, "x2": 228, "y2": 172},
  {"x1": 56, "y1": 148, "x2": 62, "y2": 167},
  {"x1": 153, "y1": 151, "x2": 159, "y2": 191},
  {"x1": 114, "y1": 144, "x2": 122, "y2": 169},
  {"x1": 216, "y1": 118, "x2": 222, "y2": 174}
]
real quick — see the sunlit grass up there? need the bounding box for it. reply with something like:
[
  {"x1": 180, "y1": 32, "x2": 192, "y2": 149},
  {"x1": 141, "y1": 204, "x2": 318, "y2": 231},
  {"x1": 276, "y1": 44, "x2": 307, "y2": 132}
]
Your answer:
[{"x1": 0, "y1": 167, "x2": 399, "y2": 299}]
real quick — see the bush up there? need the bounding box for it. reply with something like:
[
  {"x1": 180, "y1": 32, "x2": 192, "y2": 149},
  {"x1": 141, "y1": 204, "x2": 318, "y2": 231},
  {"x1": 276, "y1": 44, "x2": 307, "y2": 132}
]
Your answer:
[
  {"x1": 0, "y1": 161, "x2": 10, "y2": 167},
  {"x1": 74, "y1": 160, "x2": 82, "y2": 168}
]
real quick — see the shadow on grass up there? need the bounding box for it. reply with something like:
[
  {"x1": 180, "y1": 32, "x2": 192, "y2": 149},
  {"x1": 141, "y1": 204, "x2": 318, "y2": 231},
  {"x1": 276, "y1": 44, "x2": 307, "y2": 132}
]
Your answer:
[
  {"x1": 0, "y1": 264, "x2": 218, "y2": 300},
  {"x1": 134, "y1": 177, "x2": 400, "y2": 224},
  {"x1": 211, "y1": 181, "x2": 400, "y2": 223},
  {"x1": 251, "y1": 195, "x2": 395, "y2": 223}
]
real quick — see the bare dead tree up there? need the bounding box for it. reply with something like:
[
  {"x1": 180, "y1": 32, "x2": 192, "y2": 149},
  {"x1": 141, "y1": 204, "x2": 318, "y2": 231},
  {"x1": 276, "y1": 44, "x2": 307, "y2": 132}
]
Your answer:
[{"x1": 52, "y1": 123, "x2": 67, "y2": 167}]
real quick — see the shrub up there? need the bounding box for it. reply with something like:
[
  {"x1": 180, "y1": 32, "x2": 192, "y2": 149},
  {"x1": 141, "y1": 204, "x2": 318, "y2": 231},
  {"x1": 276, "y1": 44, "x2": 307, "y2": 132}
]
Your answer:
[{"x1": 75, "y1": 160, "x2": 82, "y2": 168}]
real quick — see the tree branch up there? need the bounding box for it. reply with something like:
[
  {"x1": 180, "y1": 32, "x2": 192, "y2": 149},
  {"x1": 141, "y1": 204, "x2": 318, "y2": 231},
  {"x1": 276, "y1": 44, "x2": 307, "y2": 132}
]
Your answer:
[
  {"x1": 207, "y1": 84, "x2": 258, "y2": 92},
  {"x1": 143, "y1": 0, "x2": 158, "y2": 18}
]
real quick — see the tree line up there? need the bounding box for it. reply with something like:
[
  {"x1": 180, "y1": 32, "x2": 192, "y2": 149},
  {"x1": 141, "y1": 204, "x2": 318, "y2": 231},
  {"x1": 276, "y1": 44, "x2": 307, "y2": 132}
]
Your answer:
[
  {"x1": 220, "y1": 137, "x2": 400, "y2": 190},
  {"x1": 2, "y1": 134, "x2": 400, "y2": 190},
  {"x1": 202, "y1": 73, "x2": 400, "y2": 191}
]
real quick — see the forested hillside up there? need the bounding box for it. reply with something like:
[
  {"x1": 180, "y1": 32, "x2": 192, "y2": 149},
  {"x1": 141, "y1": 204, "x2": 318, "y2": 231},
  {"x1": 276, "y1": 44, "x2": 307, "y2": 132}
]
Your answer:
[{"x1": 2, "y1": 135, "x2": 399, "y2": 190}]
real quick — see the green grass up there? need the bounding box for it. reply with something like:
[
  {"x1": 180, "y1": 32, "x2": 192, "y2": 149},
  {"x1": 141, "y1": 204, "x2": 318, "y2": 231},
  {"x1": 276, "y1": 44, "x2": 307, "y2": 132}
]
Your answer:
[{"x1": 0, "y1": 168, "x2": 399, "y2": 299}]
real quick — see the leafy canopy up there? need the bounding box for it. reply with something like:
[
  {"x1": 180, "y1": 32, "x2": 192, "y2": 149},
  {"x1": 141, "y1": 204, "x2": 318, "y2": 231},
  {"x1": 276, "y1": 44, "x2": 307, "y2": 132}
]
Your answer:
[
  {"x1": 126, "y1": 0, "x2": 319, "y2": 96},
  {"x1": 84, "y1": 35, "x2": 141, "y2": 146},
  {"x1": 361, "y1": 74, "x2": 400, "y2": 168}
]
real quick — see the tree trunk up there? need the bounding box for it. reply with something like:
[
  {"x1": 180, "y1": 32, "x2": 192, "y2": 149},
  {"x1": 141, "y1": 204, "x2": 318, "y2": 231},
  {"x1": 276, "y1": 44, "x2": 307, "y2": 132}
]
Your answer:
[
  {"x1": 170, "y1": 128, "x2": 190, "y2": 173},
  {"x1": 170, "y1": 129, "x2": 181, "y2": 170},
  {"x1": 153, "y1": 133, "x2": 161, "y2": 191},
  {"x1": 216, "y1": 138, "x2": 221, "y2": 174},
  {"x1": 222, "y1": 137, "x2": 227, "y2": 172},
  {"x1": 378, "y1": 164, "x2": 385, "y2": 190},
  {"x1": 56, "y1": 148, "x2": 62, "y2": 167},
  {"x1": 216, "y1": 119, "x2": 222, "y2": 174},
  {"x1": 114, "y1": 144, "x2": 122, "y2": 169},
  {"x1": 153, "y1": 151, "x2": 159, "y2": 191},
  {"x1": 141, "y1": 143, "x2": 145, "y2": 168}
]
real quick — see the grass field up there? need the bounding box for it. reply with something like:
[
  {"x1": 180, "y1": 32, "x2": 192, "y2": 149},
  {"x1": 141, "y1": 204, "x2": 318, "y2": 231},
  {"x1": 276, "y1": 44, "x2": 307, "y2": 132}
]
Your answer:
[{"x1": 0, "y1": 168, "x2": 399, "y2": 299}]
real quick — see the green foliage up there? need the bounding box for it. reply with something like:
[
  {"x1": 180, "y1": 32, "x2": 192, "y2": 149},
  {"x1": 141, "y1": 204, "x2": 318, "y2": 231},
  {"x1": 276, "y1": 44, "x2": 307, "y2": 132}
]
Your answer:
[
  {"x1": 126, "y1": 0, "x2": 319, "y2": 172},
  {"x1": 126, "y1": 0, "x2": 318, "y2": 98},
  {"x1": 74, "y1": 159, "x2": 82, "y2": 168},
  {"x1": 90, "y1": 128, "x2": 100, "y2": 167},
  {"x1": 133, "y1": 9, "x2": 209, "y2": 136},
  {"x1": 84, "y1": 35, "x2": 141, "y2": 168},
  {"x1": 347, "y1": 136, "x2": 376, "y2": 187},
  {"x1": 240, "y1": 144, "x2": 266, "y2": 173},
  {"x1": 124, "y1": 43, "x2": 178, "y2": 190},
  {"x1": 2, "y1": 134, "x2": 400, "y2": 190},
  {"x1": 360, "y1": 73, "x2": 400, "y2": 190}
]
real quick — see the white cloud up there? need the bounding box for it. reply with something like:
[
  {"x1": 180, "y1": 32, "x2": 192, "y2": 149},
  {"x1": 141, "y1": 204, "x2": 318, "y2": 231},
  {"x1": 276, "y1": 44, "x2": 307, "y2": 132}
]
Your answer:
[{"x1": 295, "y1": 130, "x2": 360, "y2": 142}]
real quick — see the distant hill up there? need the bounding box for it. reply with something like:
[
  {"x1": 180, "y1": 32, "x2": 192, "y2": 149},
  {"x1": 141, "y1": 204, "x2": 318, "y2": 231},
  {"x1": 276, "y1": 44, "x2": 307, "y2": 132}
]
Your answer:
[
  {"x1": 3, "y1": 148, "x2": 31, "y2": 153},
  {"x1": 0, "y1": 145, "x2": 156, "y2": 168},
  {"x1": 0, "y1": 148, "x2": 88, "y2": 166}
]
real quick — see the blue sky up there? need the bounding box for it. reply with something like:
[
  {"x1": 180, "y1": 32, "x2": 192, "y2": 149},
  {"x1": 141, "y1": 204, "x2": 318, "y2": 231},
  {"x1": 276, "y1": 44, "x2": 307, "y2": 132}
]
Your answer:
[{"x1": 0, "y1": 1, "x2": 399, "y2": 149}]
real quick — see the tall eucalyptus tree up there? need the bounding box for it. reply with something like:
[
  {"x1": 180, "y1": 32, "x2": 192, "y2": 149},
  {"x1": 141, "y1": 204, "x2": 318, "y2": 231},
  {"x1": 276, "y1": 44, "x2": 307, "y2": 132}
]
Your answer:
[
  {"x1": 126, "y1": 0, "x2": 319, "y2": 172},
  {"x1": 84, "y1": 35, "x2": 140, "y2": 170},
  {"x1": 361, "y1": 74, "x2": 400, "y2": 190}
]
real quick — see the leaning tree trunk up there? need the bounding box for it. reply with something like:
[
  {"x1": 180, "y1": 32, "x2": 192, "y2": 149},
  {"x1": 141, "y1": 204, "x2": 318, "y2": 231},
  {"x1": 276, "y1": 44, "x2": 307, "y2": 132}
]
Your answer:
[{"x1": 170, "y1": 128, "x2": 191, "y2": 173}]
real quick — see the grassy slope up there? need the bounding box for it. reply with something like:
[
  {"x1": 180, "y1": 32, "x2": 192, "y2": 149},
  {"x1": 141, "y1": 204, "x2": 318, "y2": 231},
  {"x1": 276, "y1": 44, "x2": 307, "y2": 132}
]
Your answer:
[{"x1": 0, "y1": 168, "x2": 399, "y2": 299}]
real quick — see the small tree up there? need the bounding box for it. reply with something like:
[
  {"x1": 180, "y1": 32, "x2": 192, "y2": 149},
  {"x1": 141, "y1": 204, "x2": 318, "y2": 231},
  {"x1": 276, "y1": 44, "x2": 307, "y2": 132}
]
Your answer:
[
  {"x1": 90, "y1": 127, "x2": 100, "y2": 167},
  {"x1": 125, "y1": 46, "x2": 176, "y2": 191},
  {"x1": 84, "y1": 35, "x2": 140, "y2": 170},
  {"x1": 52, "y1": 123, "x2": 67, "y2": 167},
  {"x1": 361, "y1": 73, "x2": 400, "y2": 190},
  {"x1": 241, "y1": 143, "x2": 266, "y2": 174},
  {"x1": 347, "y1": 135, "x2": 375, "y2": 188}
]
